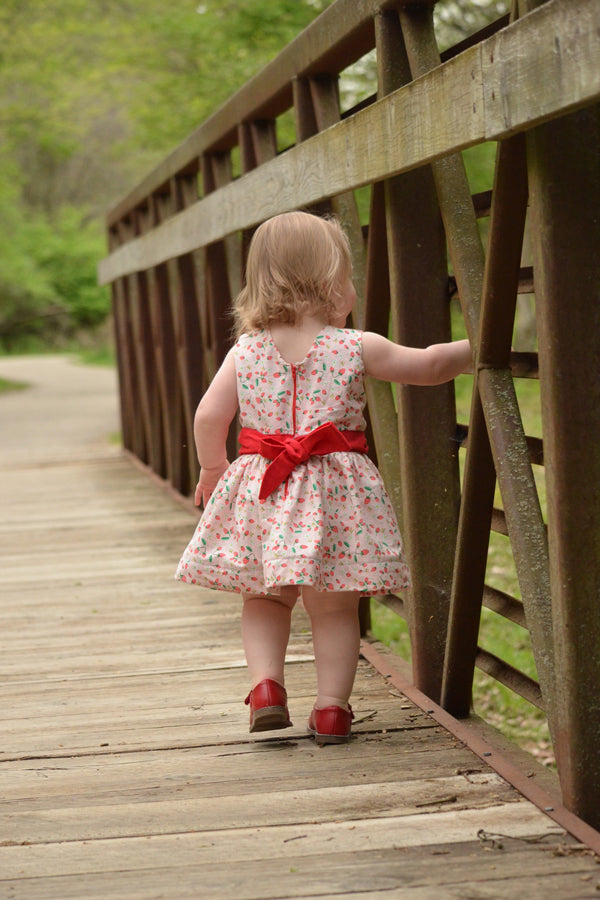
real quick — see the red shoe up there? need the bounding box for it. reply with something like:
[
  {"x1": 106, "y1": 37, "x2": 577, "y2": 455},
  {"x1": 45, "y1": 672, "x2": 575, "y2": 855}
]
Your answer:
[
  {"x1": 307, "y1": 705, "x2": 354, "y2": 745},
  {"x1": 245, "y1": 679, "x2": 292, "y2": 733}
]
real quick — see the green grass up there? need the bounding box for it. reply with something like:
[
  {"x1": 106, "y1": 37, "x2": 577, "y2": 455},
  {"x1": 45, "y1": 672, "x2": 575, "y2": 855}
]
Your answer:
[
  {"x1": 371, "y1": 597, "x2": 554, "y2": 767},
  {"x1": 0, "y1": 376, "x2": 29, "y2": 393},
  {"x1": 77, "y1": 344, "x2": 116, "y2": 367}
]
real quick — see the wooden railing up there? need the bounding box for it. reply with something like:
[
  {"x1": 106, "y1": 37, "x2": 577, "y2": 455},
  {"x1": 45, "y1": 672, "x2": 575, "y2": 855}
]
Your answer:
[{"x1": 99, "y1": 0, "x2": 600, "y2": 828}]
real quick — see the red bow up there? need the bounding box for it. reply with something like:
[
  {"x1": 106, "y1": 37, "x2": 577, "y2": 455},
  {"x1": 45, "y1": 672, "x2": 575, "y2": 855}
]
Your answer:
[{"x1": 239, "y1": 423, "x2": 369, "y2": 500}]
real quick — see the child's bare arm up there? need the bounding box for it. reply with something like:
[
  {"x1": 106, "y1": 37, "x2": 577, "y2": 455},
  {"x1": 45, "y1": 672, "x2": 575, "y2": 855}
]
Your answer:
[
  {"x1": 193, "y1": 349, "x2": 238, "y2": 506},
  {"x1": 362, "y1": 332, "x2": 472, "y2": 385}
]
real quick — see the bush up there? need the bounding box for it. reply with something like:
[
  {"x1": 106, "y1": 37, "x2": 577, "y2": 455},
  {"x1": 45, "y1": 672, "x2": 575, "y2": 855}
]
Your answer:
[
  {"x1": 0, "y1": 195, "x2": 110, "y2": 352},
  {"x1": 37, "y1": 207, "x2": 111, "y2": 330}
]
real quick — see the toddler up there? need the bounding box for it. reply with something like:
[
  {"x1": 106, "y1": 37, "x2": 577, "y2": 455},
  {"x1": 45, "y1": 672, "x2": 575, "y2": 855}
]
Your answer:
[{"x1": 176, "y1": 211, "x2": 471, "y2": 744}]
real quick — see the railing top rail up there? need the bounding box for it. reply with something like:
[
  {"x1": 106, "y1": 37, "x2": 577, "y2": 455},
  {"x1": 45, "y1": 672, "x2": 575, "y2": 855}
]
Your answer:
[
  {"x1": 105, "y1": 0, "x2": 399, "y2": 226},
  {"x1": 99, "y1": 0, "x2": 600, "y2": 286}
]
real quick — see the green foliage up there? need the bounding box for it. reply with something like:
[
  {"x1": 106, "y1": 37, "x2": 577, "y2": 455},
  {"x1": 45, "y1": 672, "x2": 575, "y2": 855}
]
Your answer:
[
  {"x1": 0, "y1": 170, "x2": 59, "y2": 348},
  {"x1": 0, "y1": 0, "x2": 508, "y2": 351},
  {"x1": 0, "y1": 376, "x2": 29, "y2": 394},
  {"x1": 131, "y1": 0, "x2": 335, "y2": 152},
  {"x1": 462, "y1": 142, "x2": 497, "y2": 194},
  {"x1": 36, "y1": 209, "x2": 111, "y2": 329},
  {"x1": 0, "y1": 0, "x2": 334, "y2": 351},
  {"x1": 78, "y1": 344, "x2": 117, "y2": 367},
  {"x1": 434, "y1": 0, "x2": 510, "y2": 51},
  {"x1": 0, "y1": 173, "x2": 110, "y2": 350}
]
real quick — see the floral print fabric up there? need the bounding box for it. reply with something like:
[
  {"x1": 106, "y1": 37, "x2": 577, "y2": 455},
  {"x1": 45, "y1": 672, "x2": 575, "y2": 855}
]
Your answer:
[{"x1": 175, "y1": 327, "x2": 411, "y2": 595}]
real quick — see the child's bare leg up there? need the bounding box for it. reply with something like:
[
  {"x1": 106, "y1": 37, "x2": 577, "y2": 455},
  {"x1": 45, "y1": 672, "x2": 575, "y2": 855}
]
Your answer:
[
  {"x1": 301, "y1": 588, "x2": 361, "y2": 709},
  {"x1": 241, "y1": 588, "x2": 298, "y2": 688}
]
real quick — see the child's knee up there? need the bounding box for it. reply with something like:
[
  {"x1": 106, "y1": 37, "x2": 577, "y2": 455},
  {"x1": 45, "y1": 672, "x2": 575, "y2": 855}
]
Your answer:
[
  {"x1": 301, "y1": 588, "x2": 360, "y2": 617},
  {"x1": 242, "y1": 589, "x2": 297, "y2": 611}
]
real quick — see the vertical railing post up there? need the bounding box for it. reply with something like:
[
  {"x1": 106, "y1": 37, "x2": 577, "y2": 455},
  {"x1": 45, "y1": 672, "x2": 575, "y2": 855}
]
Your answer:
[
  {"x1": 442, "y1": 136, "x2": 530, "y2": 717},
  {"x1": 379, "y1": 7, "x2": 460, "y2": 701},
  {"x1": 114, "y1": 219, "x2": 147, "y2": 463},
  {"x1": 134, "y1": 203, "x2": 167, "y2": 478},
  {"x1": 397, "y1": 0, "x2": 556, "y2": 725},
  {"x1": 527, "y1": 101, "x2": 600, "y2": 828},
  {"x1": 109, "y1": 225, "x2": 136, "y2": 457},
  {"x1": 203, "y1": 149, "x2": 243, "y2": 461},
  {"x1": 302, "y1": 68, "x2": 401, "y2": 636},
  {"x1": 303, "y1": 72, "x2": 402, "y2": 518},
  {"x1": 145, "y1": 189, "x2": 188, "y2": 492},
  {"x1": 172, "y1": 170, "x2": 208, "y2": 493},
  {"x1": 238, "y1": 118, "x2": 278, "y2": 272},
  {"x1": 201, "y1": 155, "x2": 236, "y2": 371},
  {"x1": 118, "y1": 210, "x2": 164, "y2": 474}
]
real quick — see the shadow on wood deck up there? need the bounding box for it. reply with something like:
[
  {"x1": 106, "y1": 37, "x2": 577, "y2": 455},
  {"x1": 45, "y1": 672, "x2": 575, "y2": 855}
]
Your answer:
[{"x1": 0, "y1": 356, "x2": 598, "y2": 899}]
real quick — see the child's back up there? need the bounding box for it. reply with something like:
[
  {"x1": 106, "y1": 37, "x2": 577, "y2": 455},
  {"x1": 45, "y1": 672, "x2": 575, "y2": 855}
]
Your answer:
[{"x1": 176, "y1": 324, "x2": 411, "y2": 596}]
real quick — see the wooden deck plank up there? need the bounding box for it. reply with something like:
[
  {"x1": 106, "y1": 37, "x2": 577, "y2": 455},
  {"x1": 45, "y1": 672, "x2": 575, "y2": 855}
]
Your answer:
[
  {"x1": 0, "y1": 356, "x2": 598, "y2": 898},
  {"x1": 3, "y1": 775, "x2": 522, "y2": 844},
  {"x1": 2, "y1": 858, "x2": 597, "y2": 900},
  {"x1": 0, "y1": 806, "x2": 566, "y2": 876},
  {"x1": 1, "y1": 819, "x2": 587, "y2": 900},
  {"x1": 3, "y1": 864, "x2": 596, "y2": 900},
  {"x1": 0, "y1": 744, "x2": 484, "y2": 805},
  {"x1": 0, "y1": 674, "x2": 429, "y2": 728},
  {"x1": 0, "y1": 686, "x2": 444, "y2": 761}
]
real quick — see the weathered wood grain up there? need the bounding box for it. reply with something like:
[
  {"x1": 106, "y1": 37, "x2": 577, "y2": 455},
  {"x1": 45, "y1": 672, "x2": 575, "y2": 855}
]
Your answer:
[
  {"x1": 106, "y1": 0, "x2": 380, "y2": 224},
  {"x1": 98, "y1": 0, "x2": 600, "y2": 285},
  {"x1": 482, "y1": 0, "x2": 600, "y2": 135},
  {"x1": 0, "y1": 811, "x2": 575, "y2": 896},
  {"x1": 4, "y1": 774, "x2": 522, "y2": 844},
  {"x1": 1, "y1": 356, "x2": 596, "y2": 899},
  {"x1": 0, "y1": 741, "x2": 489, "y2": 804}
]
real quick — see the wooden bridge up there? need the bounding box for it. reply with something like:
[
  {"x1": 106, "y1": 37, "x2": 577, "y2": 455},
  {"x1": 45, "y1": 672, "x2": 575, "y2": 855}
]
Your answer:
[
  {"x1": 2, "y1": 353, "x2": 600, "y2": 899},
  {"x1": 97, "y1": 0, "x2": 600, "y2": 834},
  {"x1": 3, "y1": 0, "x2": 600, "y2": 894}
]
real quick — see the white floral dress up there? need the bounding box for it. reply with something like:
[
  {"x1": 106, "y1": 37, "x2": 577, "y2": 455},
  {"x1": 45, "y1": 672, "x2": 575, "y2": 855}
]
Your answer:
[{"x1": 175, "y1": 326, "x2": 411, "y2": 595}]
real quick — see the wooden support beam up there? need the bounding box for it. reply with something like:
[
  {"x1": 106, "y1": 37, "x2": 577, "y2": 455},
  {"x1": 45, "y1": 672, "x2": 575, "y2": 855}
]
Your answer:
[
  {"x1": 134, "y1": 205, "x2": 167, "y2": 479},
  {"x1": 105, "y1": 0, "x2": 379, "y2": 225},
  {"x1": 441, "y1": 387, "x2": 496, "y2": 716},
  {"x1": 397, "y1": 2, "x2": 485, "y2": 343},
  {"x1": 527, "y1": 100, "x2": 600, "y2": 829},
  {"x1": 378, "y1": 8, "x2": 460, "y2": 703},
  {"x1": 146, "y1": 191, "x2": 187, "y2": 493},
  {"x1": 441, "y1": 136, "x2": 539, "y2": 718},
  {"x1": 111, "y1": 276, "x2": 137, "y2": 455},
  {"x1": 169, "y1": 173, "x2": 204, "y2": 492}
]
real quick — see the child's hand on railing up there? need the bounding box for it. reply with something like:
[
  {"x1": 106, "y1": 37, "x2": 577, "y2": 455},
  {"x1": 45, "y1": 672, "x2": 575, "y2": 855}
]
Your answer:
[{"x1": 195, "y1": 461, "x2": 229, "y2": 508}]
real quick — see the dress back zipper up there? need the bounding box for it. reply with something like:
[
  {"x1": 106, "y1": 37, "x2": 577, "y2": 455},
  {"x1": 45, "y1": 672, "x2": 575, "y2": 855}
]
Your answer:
[{"x1": 291, "y1": 364, "x2": 297, "y2": 435}]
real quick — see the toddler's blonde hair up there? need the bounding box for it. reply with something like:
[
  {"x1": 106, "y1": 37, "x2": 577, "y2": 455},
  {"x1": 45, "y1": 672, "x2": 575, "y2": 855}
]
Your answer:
[{"x1": 233, "y1": 211, "x2": 352, "y2": 337}]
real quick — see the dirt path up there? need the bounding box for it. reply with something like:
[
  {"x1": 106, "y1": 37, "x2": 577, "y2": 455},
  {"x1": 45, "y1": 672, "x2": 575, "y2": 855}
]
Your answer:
[{"x1": 0, "y1": 354, "x2": 119, "y2": 465}]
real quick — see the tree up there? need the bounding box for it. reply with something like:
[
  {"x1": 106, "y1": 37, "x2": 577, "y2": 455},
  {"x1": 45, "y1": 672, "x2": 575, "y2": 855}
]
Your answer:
[
  {"x1": 435, "y1": 0, "x2": 510, "y2": 49},
  {"x1": 0, "y1": 0, "x2": 509, "y2": 350},
  {"x1": 0, "y1": 0, "x2": 335, "y2": 349}
]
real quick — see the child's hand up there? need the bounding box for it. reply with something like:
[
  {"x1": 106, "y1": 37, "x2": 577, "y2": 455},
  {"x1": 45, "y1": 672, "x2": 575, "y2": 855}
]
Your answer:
[{"x1": 195, "y1": 461, "x2": 229, "y2": 508}]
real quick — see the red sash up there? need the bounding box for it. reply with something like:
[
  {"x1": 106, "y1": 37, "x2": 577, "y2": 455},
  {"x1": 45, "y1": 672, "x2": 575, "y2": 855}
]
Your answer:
[{"x1": 239, "y1": 423, "x2": 369, "y2": 500}]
